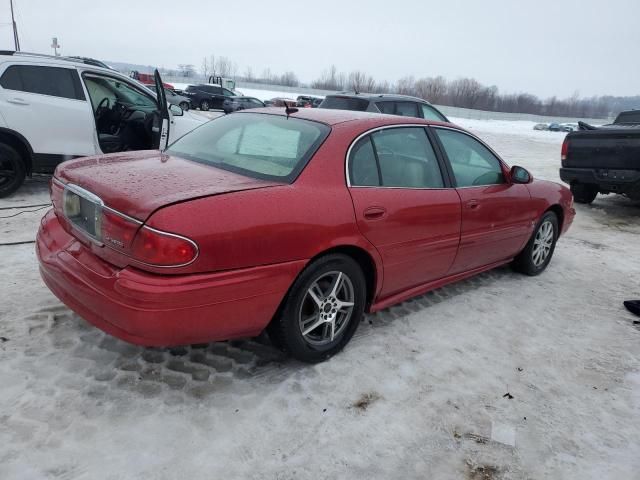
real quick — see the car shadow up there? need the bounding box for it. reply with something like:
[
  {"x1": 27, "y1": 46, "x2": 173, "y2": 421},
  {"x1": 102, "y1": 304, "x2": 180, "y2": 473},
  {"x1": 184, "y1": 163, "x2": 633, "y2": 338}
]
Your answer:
[{"x1": 23, "y1": 265, "x2": 517, "y2": 403}]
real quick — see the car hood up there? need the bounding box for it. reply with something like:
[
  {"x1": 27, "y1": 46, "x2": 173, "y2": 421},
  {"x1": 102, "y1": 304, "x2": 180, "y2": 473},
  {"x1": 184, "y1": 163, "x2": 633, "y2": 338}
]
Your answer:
[{"x1": 54, "y1": 150, "x2": 282, "y2": 220}]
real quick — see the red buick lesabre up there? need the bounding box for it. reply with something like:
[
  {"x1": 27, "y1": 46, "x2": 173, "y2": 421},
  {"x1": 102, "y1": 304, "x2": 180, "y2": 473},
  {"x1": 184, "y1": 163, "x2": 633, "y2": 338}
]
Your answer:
[{"x1": 37, "y1": 108, "x2": 575, "y2": 362}]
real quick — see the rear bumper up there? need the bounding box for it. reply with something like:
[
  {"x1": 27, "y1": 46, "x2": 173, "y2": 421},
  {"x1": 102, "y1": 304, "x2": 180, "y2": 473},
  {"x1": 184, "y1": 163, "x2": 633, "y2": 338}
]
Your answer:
[
  {"x1": 36, "y1": 210, "x2": 306, "y2": 346},
  {"x1": 560, "y1": 167, "x2": 640, "y2": 194}
]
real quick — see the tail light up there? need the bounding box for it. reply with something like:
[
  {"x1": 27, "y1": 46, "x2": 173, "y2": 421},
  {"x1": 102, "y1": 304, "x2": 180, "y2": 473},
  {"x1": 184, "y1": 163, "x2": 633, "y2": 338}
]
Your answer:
[
  {"x1": 561, "y1": 138, "x2": 569, "y2": 166},
  {"x1": 130, "y1": 226, "x2": 198, "y2": 267},
  {"x1": 100, "y1": 210, "x2": 197, "y2": 266}
]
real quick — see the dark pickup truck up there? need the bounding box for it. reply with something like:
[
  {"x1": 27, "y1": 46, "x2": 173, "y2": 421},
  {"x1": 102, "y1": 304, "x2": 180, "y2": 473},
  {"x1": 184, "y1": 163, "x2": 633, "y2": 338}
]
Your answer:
[{"x1": 560, "y1": 110, "x2": 640, "y2": 204}]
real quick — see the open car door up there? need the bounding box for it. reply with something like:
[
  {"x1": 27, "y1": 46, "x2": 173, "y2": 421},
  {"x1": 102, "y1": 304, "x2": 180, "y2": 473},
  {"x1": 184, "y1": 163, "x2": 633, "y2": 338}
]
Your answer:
[{"x1": 152, "y1": 69, "x2": 170, "y2": 150}]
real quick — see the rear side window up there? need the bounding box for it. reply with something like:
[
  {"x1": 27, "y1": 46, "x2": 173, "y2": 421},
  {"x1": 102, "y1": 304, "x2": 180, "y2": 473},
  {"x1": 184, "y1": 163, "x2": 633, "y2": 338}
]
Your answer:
[
  {"x1": 0, "y1": 65, "x2": 85, "y2": 100},
  {"x1": 614, "y1": 111, "x2": 640, "y2": 124},
  {"x1": 435, "y1": 128, "x2": 505, "y2": 187},
  {"x1": 167, "y1": 113, "x2": 330, "y2": 183},
  {"x1": 320, "y1": 96, "x2": 369, "y2": 111},
  {"x1": 376, "y1": 102, "x2": 395, "y2": 114},
  {"x1": 349, "y1": 137, "x2": 380, "y2": 186},
  {"x1": 371, "y1": 127, "x2": 444, "y2": 188},
  {"x1": 394, "y1": 102, "x2": 419, "y2": 118}
]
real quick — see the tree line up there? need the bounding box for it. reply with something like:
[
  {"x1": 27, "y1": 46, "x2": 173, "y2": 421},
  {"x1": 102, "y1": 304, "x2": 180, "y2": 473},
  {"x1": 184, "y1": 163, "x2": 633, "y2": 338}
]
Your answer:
[{"x1": 165, "y1": 59, "x2": 637, "y2": 119}]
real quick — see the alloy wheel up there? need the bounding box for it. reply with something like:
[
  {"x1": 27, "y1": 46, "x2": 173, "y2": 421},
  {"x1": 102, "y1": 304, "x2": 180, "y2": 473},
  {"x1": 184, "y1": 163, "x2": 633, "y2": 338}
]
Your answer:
[
  {"x1": 532, "y1": 220, "x2": 554, "y2": 267},
  {"x1": 298, "y1": 271, "x2": 355, "y2": 346}
]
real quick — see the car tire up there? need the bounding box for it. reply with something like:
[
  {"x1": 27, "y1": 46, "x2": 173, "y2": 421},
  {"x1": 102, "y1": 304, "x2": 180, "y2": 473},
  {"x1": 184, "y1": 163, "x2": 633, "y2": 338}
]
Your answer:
[
  {"x1": 0, "y1": 143, "x2": 27, "y2": 198},
  {"x1": 268, "y1": 254, "x2": 366, "y2": 363},
  {"x1": 200, "y1": 100, "x2": 210, "y2": 111},
  {"x1": 512, "y1": 211, "x2": 559, "y2": 276},
  {"x1": 179, "y1": 101, "x2": 189, "y2": 111},
  {"x1": 570, "y1": 183, "x2": 598, "y2": 204}
]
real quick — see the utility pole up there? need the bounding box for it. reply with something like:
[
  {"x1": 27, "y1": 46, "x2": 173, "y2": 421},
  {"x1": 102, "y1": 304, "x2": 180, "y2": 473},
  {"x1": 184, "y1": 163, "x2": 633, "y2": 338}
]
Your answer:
[{"x1": 9, "y1": 0, "x2": 20, "y2": 51}]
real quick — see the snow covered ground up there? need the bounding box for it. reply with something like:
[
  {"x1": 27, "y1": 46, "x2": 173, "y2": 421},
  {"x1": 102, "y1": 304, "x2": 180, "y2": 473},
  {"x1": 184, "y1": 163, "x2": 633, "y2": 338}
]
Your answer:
[{"x1": 1, "y1": 118, "x2": 640, "y2": 480}]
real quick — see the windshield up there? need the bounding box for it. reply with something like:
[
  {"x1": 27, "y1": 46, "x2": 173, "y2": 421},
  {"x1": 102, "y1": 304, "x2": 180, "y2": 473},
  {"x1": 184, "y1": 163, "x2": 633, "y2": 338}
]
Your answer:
[{"x1": 167, "y1": 113, "x2": 330, "y2": 182}]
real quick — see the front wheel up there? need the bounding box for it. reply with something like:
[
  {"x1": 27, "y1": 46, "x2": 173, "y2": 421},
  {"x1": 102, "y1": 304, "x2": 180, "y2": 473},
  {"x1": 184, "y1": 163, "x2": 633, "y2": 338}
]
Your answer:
[
  {"x1": 200, "y1": 100, "x2": 210, "y2": 111},
  {"x1": 268, "y1": 254, "x2": 366, "y2": 363},
  {"x1": 179, "y1": 101, "x2": 190, "y2": 111},
  {"x1": 512, "y1": 211, "x2": 559, "y2": 276},
  {"x1": 570, "y1": 183, "x2": 598, "y2": 204}
]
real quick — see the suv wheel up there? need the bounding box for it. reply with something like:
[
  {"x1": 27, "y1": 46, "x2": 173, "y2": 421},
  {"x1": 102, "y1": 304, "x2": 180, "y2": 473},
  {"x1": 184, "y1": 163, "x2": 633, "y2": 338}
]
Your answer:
[
  {"x1": 0, "y1": 143, "x2": 26, "y2": 198},
  {"x1": 200, "y1": 100, "x2": 210, "y2": 111},
  {"x1": 570, "y1": 183, "x2": 598, "y2": 204}
]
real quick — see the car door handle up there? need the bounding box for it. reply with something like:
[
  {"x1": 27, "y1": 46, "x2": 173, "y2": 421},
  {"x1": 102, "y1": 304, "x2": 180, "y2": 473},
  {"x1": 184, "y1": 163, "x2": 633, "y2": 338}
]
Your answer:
[
  {"x1": 466, "y1": 200, "x2": 480, "y2": 210},
  {"x1": 7, "y1": 97, "x2": 29, "y2": 105},
  {"x1": 363, "y1": 206, "x2": 387, "y2": 220}
]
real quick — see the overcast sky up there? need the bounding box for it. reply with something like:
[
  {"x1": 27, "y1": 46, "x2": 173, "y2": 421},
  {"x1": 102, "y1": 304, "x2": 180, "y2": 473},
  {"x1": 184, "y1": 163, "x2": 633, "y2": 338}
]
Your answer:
[{"x1": 2, "y1": 0, "x2": 638, "y2": 99}]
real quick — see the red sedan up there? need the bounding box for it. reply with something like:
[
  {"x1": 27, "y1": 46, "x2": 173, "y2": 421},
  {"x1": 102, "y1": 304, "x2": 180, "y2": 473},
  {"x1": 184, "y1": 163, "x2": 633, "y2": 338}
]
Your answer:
[{"x1": 37, "y1": 108, "x2": 575, "y2": 363}]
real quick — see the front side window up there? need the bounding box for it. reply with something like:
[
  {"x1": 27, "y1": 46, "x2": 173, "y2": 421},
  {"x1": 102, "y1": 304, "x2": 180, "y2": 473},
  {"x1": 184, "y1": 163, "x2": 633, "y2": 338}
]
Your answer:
[
  {"x1": 421, "y1": 104, "x2": 447, "y2": 122},
  {"x1": 435, "y1": 128, "x2": 505, "y2": 187},
  {"x1": 222, "y1": 89, "x2": 235, "y2": 97},
  {"x1": 0, "y1": 65, "x2": 85, "y2": 100},
  {"x1": 83, "y1": 74, "x2": 156, "y2": 111},
  {"x1": 167, "y1": 113, "x2": 330, "y2": 182}
]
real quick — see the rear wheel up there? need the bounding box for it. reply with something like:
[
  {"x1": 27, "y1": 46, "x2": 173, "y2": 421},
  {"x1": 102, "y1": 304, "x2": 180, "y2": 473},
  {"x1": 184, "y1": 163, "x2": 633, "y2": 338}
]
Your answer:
[
  {"x1": 268, "y1": 254, "x2": 366, "y2": 363},
  {"x1": 200, "y1": 100, "x2": 210, "y2": 111},
  {"x1": 512, "y1": 211, "x2": 558, "y2": 276},
  {"x1": 570, "y1": 183, "x2": 598, "y2": 204},
  {"x1": 0, "y1": 143, "x2": 26, "y2": 198},
  {"x1": 179, "y1": 101, "x2": 189, "y2": 111}
]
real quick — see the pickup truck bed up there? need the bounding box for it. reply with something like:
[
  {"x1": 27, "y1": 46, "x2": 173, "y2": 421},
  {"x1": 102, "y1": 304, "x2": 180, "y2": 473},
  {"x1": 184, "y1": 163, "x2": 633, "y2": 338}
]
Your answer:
[{"x1": 559, "y1": 111, "x2": 640, "y2": 203}]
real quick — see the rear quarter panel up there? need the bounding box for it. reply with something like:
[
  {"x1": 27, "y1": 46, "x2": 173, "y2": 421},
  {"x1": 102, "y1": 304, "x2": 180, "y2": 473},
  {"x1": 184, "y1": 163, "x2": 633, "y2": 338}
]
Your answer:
[{"x1": 145, "y1": 122, "x2": 385, "y2": 292}]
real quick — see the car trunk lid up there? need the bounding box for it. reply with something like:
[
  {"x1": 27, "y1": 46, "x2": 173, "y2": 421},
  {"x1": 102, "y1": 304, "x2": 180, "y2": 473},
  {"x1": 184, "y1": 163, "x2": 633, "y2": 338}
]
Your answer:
[{"x1": 54, "y1": 150, "x2": 282, "y2": 221}]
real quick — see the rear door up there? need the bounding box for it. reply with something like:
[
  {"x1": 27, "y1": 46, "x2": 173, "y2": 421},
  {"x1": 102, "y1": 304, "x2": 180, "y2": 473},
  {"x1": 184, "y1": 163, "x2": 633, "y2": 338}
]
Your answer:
[
  {"x1": 0, "y1": 63, "x2": 97, "y2": 167},
  {"x1": 432, "y1": 127, "x2": 532, "y2": 273},
  {"x1": 347, "y1": 126, "x2": 461, "y2": 298}
]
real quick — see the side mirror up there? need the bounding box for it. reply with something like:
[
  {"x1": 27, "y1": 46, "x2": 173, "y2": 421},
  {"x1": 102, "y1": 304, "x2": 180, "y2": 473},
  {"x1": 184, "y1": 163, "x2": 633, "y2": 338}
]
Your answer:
[
  {"x1": 510, "y1": 165, "x2": 532, "y2": 184},
  {"x1": 169, "y1": 104, "x2": 183, "y2": 117}
]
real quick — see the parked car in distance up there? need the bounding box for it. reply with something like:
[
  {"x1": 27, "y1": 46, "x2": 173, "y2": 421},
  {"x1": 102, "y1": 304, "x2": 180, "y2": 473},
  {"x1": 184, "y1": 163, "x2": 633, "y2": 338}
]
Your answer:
[
  {"x1": 548, "y1": 123, "x2": 562, "y2": 132},
  {"x1": 560, "y1": 110, "x2": 640, "y2": 204},
  {"x1": 182, "y1": 83, "x2": 237, "y2": 111},
  {"x1": 0, "y1": 51, "x2": 206, "y2": 197},
  {"x1": 264, "y1": 97, "x2": 297, "y2": 107},
  {"x1": 222, "y1": 96, "x2": 265, "y2": 113},
  {"x1": 297, "y1": 95, "x2": 324, "y2": 108},
  {"x1": 319, "y1": 93, "x2": 449, "y2": 122},
  {"x1": 129, "y1": 70, "x2": 174, "y2": 89},
  {"x1": 533, "y1": 123, "x2": 549, "y2": 131},
  {"x1": 559, "y1": 123, "x2": 578, "y2": 132},
  {"x1": 37, "y1": 108, "x2": 575, "y2": 363},
  {"x1": 164, "y1": 88, "x2": 190, "y2": 111}
]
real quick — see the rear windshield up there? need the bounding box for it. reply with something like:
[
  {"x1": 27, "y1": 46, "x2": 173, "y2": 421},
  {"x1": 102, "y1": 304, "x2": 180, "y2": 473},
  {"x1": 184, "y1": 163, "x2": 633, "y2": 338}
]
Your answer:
[
  {"x1": 614, "y1": 111, "x2": 640, "y2": 124},
  {"x1": 320, "y1": 96, "x2": 369, "y2": 111},
  {"x1": 167, "y1": 113, "x2": 330, "y2": 183}
]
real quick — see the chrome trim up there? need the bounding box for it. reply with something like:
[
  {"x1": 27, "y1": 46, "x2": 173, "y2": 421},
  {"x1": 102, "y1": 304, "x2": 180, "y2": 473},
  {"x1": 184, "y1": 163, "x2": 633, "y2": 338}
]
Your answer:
[
  {"x1": 53, "y1": 178, "x2": 198, "y2": 268},
  {"x1": 345, "y1": 123, "x2": 441, "y2": 189}
]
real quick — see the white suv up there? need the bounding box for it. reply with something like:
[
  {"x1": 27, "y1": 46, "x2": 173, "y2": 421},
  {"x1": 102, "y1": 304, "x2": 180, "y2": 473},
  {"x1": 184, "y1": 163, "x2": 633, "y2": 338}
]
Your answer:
[{"x1": 0, "y1": 51, "x2": 208, "y2": 196}]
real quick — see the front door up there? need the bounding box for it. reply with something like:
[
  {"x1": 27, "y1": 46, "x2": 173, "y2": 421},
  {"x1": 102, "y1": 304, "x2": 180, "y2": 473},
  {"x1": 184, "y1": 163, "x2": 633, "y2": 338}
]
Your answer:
[
  {"x1": 432, "y1": 127, "x2": 532, "y2": 273},
  {"x1": 347, "y1": 126, "x2": 462, "y2": 298}
]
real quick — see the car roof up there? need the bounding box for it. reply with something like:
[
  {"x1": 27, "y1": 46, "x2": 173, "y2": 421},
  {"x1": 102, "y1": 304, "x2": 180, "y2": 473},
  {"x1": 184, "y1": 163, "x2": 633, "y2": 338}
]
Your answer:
[
  {"x1": 237, "y1": 107, "x2": 453, "y2": 128},
  {"x1": 326, "y1": 92, "x2": 435, "y2": 105}
]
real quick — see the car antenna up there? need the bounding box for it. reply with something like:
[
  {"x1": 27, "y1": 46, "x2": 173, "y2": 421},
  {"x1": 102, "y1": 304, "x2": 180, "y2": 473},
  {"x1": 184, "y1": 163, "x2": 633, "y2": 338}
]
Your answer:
[{"x1": 285, "y1": 102, "x2": 298, "y2": 118}]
